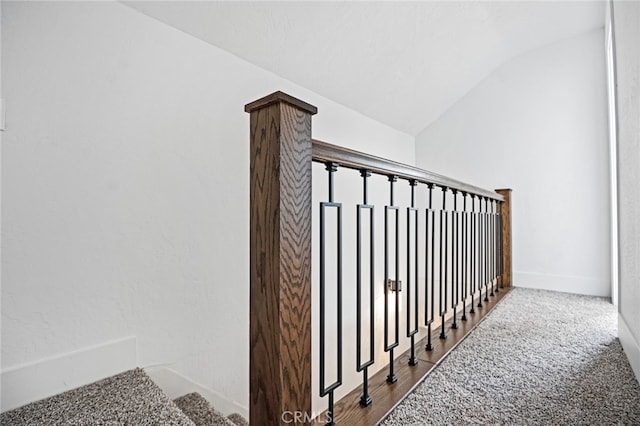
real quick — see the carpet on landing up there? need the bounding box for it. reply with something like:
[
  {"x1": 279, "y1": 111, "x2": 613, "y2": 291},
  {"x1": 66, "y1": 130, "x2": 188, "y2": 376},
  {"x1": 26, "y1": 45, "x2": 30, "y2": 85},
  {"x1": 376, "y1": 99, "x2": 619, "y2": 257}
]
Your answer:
[{"x1": 383, "y1": 287, "x2": 640, "y2": 425}]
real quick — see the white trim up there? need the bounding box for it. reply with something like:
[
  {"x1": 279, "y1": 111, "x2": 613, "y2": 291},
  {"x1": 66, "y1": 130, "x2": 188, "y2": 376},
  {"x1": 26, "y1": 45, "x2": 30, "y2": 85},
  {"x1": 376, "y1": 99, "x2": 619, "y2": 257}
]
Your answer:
[
  {"x1": 146, "y1": 366, "x2": 249, "y2": 421},
  {"x1": 514, "y1": 271, "x2": 610, "y2": 298},
  {"x1": 619, "y1": 313, "x2": 640, "y2": 383},
  {"x1": 1, "y1": 336, "x2": 137, "y2": 412},
  {"x1": 606, "y1": 0, "x2": 620, "y2": 307}
]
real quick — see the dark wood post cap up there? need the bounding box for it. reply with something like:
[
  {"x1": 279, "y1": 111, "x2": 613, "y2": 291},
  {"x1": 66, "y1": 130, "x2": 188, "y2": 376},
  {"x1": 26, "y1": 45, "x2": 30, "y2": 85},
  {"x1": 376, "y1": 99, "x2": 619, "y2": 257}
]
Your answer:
[{"x1": 245, "y1": 91, "x2": 318, "y2": 115}]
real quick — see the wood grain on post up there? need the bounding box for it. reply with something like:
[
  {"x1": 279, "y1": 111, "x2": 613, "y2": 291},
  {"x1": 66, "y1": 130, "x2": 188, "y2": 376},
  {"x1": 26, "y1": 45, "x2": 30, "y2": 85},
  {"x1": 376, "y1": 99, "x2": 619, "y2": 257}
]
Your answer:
[
  {"x1": 496, "y1": 189, "x2": 512, "y2": 287},
  {"x1": 246, "y1": 92, "x2": 317, "y2": 425}
]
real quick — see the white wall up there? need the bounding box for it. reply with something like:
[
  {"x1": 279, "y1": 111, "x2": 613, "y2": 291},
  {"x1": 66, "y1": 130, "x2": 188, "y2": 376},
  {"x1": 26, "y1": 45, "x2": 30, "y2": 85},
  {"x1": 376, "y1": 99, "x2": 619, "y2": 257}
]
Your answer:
[
  {"x1": 1, "y1": 1, "x2": 415, "y2": 414},
  {"x1": 612, "y1": 0, "x2": 640, "y2": 381},
  {"x1": 0, "y1": 0, "x2": 4, "y2": 407},
  {"x1": 605, "y1": 4, "x2": 619, "y2": 306},
  {"x1": 415, "y1": 29, "x2": 610, "y2": 297}
]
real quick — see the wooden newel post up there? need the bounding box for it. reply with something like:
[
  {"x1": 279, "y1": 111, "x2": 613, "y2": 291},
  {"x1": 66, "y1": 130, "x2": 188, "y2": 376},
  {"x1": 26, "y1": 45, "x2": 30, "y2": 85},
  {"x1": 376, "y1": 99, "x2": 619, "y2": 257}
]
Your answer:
[
  {"x1": 495, "y1": 189, "x2": 512, "y2": 287},
  {"x1": 246, "y1": 92, "x2": 317, "y2": 425}
]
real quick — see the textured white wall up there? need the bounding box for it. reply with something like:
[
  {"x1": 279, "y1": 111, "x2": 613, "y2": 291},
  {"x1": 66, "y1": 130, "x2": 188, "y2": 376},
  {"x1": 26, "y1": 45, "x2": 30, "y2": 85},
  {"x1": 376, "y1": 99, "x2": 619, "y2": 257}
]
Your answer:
[
  {"x1": 612, "y1": 0, "x2": 640, "y2": 380},
  {"x1": 1, "y1": 1, "x2": 414, "y2": 413},
  {"x1": 0, "y1": 0, "x2": 3, "y2": 406},
  {"x1": 415, "y1": 29, "x2": 611, "y2": 297}
]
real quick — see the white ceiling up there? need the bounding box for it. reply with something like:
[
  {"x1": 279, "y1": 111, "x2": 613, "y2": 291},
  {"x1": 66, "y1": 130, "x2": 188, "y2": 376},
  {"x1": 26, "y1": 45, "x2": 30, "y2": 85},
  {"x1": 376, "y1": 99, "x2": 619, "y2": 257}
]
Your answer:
[{"x1": 123, "y1": 1, "x2": 605, "y2": 136}]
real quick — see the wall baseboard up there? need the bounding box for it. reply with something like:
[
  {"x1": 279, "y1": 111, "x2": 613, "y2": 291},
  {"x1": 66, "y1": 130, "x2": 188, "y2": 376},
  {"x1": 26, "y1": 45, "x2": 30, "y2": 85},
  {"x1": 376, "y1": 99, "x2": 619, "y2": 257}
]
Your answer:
[
  {"x1": 619, "y1": 313, "x2": 640, "y2": 383},
  {"x1": 1, "y1": 336, "x2": 137, "y2": 412},
  {"x1": 514, "y1": 271, "x2": 610, "y2": 297},
  {"x1": 146, "y1": 367, "x2": 248, "y2": 421}
]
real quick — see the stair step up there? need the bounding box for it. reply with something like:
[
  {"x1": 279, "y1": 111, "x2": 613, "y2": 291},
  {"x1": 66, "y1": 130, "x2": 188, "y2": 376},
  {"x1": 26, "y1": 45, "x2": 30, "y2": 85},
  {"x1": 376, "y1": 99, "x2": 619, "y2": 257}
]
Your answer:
[
  {"x1": 173, "y1": 392, "x2": 246, "y2": 426},
  {"x1": 227, "y1": 412, "x2": 249, "y2": 426},
  {"x1": 0, "y1": 368, "x2": 195, "y2": 425}
]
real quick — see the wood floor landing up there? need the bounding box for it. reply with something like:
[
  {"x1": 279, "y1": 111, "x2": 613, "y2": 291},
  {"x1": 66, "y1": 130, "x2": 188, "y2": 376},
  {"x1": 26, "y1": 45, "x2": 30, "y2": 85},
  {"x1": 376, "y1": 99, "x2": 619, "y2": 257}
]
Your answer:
[{"x1": 319, "y1": 287, "x2": 512, "y2": 426}]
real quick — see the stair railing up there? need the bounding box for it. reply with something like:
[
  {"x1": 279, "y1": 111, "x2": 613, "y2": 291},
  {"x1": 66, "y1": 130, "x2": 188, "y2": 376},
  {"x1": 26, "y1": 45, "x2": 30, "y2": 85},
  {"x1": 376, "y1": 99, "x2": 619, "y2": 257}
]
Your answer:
[{"x1": 246, "y1": 92, "x2": 512, "y2": 425}]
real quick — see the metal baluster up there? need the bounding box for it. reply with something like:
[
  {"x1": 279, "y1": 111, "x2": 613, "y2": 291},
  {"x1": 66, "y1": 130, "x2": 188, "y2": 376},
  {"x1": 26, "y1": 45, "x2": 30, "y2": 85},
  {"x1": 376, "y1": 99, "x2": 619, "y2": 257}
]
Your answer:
[
  {"x1": 479, "y1": 197, "x2": 485, "y2": 305},
  {"x1": 407, "y1": 180, "x2": 419, "y2": 366},
  {"x1": 494, "y1": 200, "x2": 499, "y2": 295},
  {"x1": 470, "y1": 194, "x2": 476, "y2": 314},
  {"x1": 356, "y1": 170, "x2": 374, "y2": 406},
  {"x1": 496, "y1": 202, "x2": 500, "y2": 290},
  {"x1": 461, "y1": 192, "x2": 468, "y2": 321},
  {"x1": 498, "y1": 205, "x2": 504, "y2": 288},
  {"x1": 494, "y1": 201, "x2": 498, "y2": 294},
  {"x1": 440, "y1": 187, "x2": 449, "y2": 340},
  {"x1": 477, "y1": 196, "x2": 484, "y2": 308},
  {"x1": 425, "y1": 184, "x2": 435, "y2": 351},
  {"x1": 492, "y1": 201, "x2": 499, "y2": 294},
  {"x1": 484, "y1": 198, "x2": 489, "y2": 303},
  {"x1": 384, "y1": 176, "x2": 399, "y2": 384},
  {"x1": 451, "y1": 190, "x2": 459, "y2": 330},
  {"x1": 489, "y1": 200, "x2": 496, "y2": 297},
  {"x1": 319, "y1": 162, "x2": 342, "y2": 425}
]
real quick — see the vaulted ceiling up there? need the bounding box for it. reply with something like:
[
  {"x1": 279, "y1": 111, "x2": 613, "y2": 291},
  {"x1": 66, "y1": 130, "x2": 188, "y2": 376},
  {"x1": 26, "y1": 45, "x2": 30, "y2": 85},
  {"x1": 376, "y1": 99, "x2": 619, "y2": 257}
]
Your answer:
[{"x1": 123, "y1": 1, "x2": 605, "y2": 136}]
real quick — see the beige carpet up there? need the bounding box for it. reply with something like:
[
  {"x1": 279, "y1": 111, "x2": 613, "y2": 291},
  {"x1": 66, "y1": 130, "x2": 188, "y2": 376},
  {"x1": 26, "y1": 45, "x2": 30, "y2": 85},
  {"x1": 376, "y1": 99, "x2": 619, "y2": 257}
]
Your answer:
[
  {"x1": 383, "y1": 288, "x2": 640, "y2": 425},
  {"x1": 0, "y1": 369, "x2": 247, "y2": 426}
]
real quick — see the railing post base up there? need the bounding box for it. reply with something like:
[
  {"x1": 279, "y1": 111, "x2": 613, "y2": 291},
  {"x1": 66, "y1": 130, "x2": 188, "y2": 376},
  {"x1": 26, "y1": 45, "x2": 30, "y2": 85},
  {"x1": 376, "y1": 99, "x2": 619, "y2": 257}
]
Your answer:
[{"x1": 359, "y1": 396, "x2": 372, "y2": 407}]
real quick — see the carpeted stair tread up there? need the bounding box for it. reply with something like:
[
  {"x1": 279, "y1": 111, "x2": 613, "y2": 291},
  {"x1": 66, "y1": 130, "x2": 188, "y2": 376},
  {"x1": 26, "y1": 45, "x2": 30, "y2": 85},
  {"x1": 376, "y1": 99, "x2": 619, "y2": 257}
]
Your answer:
[
  {"x1": 173, "y1": 393, "x2": 240, "y2": 426},
  {"x1": 226, "y1": 412, "x2": 248, "y2": 426},
  {"x1": 0, "y1": 368, "x2": 195, "y2": 426}
]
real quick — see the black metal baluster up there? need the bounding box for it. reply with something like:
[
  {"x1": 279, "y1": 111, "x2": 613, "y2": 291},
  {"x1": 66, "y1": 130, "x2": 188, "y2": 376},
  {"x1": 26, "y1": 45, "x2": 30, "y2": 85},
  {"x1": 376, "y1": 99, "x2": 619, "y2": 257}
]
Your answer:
[
  {"x1": 494, "y1": 201, "x2": 498, "y2": 294},
  {"x1": 425, "y1": 184, "x2": 435, "y2": 351},
  {"x1": 469, "y1": 194, "x2": 476, "y2": 314},
  {"x1": 489, "y1": 200, "x2": 496, "y2": 296},
  {"x1": 477, "y1": 196, "x2": 484, "y2": 308},
  {"x1": 484, "y1": 198, "x2": 489, "y2": 302},
  {"x1": 407, "y1": 180, "x2": 419, "y2": 366},
  {"x1": 440, "y1": 187, "x2": 449, "y2": 340},
  {"x1": 479, "y1": 197, "x2": 485, "y2": 305},
  {"x1": 461, "y1": 192, "x2": 468, "y2": 321},
  {"x1": 356, "y1": 170, "x2": 374, "y2": 406},
  {"x1": 319, "y1": 162, "x2": 342, "y2": 425},
  {"x1": 497, "y1": 203, "x2": 502, "y2": 292},
  {"x1": 492, "y1": 201, "x2": 498, "y2": 294},
  {"x1": 451, "y1": 190, "x2": 459, "y2": 330},
  {"x1": 470, "y1": 195, "x2": 476, "y2": 314},
  {"x1": 498, "y1": 205, "x2": 504, "y2": 288},
  {"x1": 492, "y1": 200, "x2": 496, "y2": 294},
  {"x1": 384, "y1": 176, "x2": 399, "y2": 384}
]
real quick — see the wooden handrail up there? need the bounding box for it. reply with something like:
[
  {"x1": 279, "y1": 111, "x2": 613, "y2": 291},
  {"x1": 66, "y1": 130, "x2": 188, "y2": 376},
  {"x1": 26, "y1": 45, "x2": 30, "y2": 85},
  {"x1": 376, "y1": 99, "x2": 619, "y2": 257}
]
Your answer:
[{"x1": 312, "y1": 139, "x2": 503, "y2": 202}]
